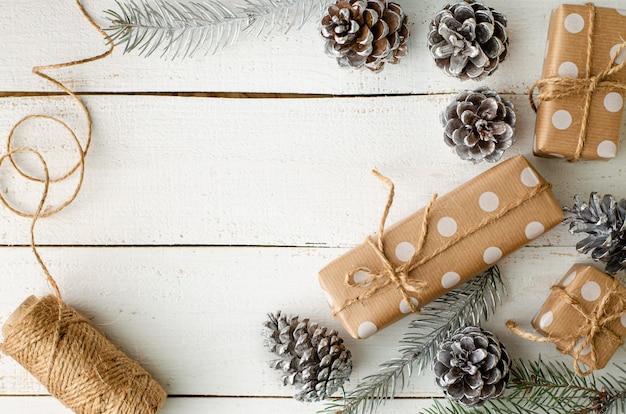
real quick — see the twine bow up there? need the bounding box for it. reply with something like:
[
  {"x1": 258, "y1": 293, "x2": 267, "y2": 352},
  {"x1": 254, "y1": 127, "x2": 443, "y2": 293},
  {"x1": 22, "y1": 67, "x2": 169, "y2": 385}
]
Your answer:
[
  {"x1": 332, "y1": 168, "x2": 553, "y2": 318},
  {"x1": 332, "y1": 170, "x2": 436, "y2": 316},
  {"x1": 529, "y1": 2, "x2": 626, "y2": 161},
  {"x1": 507, "y1": 278, "x2": 626, "y2": 376}
]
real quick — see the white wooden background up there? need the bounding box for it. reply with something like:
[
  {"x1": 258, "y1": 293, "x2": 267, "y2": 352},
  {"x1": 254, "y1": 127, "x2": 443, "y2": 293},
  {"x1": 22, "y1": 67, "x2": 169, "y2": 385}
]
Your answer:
[{"x1": 1, "y1": 0, "x2": 626, "y2": 412}]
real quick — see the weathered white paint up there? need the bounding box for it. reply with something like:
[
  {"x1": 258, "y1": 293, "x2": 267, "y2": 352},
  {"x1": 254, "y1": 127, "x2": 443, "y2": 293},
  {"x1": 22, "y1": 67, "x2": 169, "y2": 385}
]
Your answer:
[
  {"x1": 1, "y1": 0, "x2": 624, "y2": 94},
  {"x1": 2, "y1": 0, "x2": 626, "y2": 412},
  {"x1": 0, "y1": 396, "x2": 437, "y2": 413},
  {"x1": 0, "y1": 248, "x2": 623, "y2": 400},
  {"x1": 0, "y1": 95, "x2": 622, "y2": 247}
]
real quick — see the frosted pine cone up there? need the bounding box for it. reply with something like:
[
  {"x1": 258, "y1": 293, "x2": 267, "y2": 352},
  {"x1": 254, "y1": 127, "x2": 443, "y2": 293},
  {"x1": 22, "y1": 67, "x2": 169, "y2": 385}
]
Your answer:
[
  {"x1": 262, "y1": 311, "x2": 352, "y2": 402},
  {"x1": 564, "y1": 193, "x2": 626, "y2": 274},
  {"x1": 441, "y1": 87, "x2": 516, "y2": 163},
  {"x1": 433, "y1": 326, "x2": 511, "y2": 406},
  {"x1": 428, "y1": 0, "x2": 508, "y2": 80},
  {"x1": 321, "y1": 0, "x2": 409, "y2": 72}
]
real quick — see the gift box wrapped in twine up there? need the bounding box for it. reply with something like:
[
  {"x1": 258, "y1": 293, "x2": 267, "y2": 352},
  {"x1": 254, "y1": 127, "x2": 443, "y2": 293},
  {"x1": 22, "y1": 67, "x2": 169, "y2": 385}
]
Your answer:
[
  {"x1": 532, "y1": 3, "x2": 626, "y2": 161},
  {"x1": 319, "y1": 155, "x2": 563, "y2": 339},
  {"x1": 508, "y1": 264, "x2": 626, "y2": 376}
]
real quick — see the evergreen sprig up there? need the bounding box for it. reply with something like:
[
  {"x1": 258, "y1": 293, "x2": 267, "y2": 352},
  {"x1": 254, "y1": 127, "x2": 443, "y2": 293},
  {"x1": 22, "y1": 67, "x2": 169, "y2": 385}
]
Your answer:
[
  {"x1": 105, "y1": 0, "x2": 325, "y2": 58},
  {"x1": 421, "y1": 358, "x2": 626, "y2": 414},
  {"x1": 321, "y1": 266, "x2": 504, "y2": 414}
]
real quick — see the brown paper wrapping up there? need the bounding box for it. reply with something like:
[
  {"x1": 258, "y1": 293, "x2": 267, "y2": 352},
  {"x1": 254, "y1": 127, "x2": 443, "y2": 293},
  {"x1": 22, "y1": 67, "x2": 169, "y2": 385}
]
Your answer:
[
  {"x1": 319, "y1": 155, "x2": 563, "y2": 339},
  {"x1": 533, "y1": 4, "x2": 626, "y2": 160},
  {"x1": 531, "y1": 264, "x2": 626, "y2": 370}
]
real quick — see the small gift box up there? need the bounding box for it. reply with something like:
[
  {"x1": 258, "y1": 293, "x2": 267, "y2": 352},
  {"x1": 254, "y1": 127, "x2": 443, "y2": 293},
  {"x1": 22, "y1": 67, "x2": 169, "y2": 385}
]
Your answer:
[
  {"x1": 319, "y1": 155, "x2": 563, "y2": 339},
  {"x1": 533, "y1": 4, "x2": 626, "y2": 161},
  {"x1": 530, "y1": 264, "x2": 626, "y2": 373}
]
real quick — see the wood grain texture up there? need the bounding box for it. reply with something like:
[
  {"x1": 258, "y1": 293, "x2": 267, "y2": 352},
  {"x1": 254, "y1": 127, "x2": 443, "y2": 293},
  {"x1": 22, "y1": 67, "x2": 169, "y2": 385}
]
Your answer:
[
  {"x1": 0, "y1": 94, "x2": 622, "y2": 246},
  {"x1": 0, "y1": 396, "x2": 436, "y2": 413},
  {"x1": 3, "y1": 0, "x2": 626, "y2": 412},
  {"x1": 0, "y1": 0, "x2": 622, "y2": 94},
  {"x1": 1, "y1": 247, "x2": 624, "y2": 398}
]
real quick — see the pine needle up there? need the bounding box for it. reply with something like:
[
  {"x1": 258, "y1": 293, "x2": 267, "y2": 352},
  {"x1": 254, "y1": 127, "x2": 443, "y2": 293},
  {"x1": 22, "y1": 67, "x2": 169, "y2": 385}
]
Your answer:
[
  {"x1": 105, "y1": 0, "x2": 326, "y2": 58},
  {"x1": 320, "y1": 266, "x2": 505, "y2": 414}
]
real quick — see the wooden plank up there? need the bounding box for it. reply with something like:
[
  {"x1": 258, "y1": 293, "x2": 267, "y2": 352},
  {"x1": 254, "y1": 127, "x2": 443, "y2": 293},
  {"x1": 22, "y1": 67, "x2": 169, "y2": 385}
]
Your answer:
[
  {"x1": 0, "y1": 94, "x2": 622, "y2": 246},
  {"x1": 2, "y1": 0, "x2": 624, "y2": 94},
  {"x1": 0, "y1": 396, "x2": 438, "y2": 413},
  {"x1": 0, "y1": 246, "x2": 618, "y2": 397}
]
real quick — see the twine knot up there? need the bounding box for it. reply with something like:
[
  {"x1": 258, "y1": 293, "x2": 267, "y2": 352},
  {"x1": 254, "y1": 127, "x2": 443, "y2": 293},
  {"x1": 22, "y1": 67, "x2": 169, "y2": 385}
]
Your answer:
[
  {"x1": 529, "y1": 2, "x2": 626, "y2": 161},
  {"x1": 333, "y1": 170, "x2": 436, "y2": 316}
]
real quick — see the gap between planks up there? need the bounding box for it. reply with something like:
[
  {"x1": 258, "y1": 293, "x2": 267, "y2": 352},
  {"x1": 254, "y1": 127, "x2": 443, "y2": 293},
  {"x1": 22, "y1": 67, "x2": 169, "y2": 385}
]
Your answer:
[{"x1": 0, "y1": 91, "x2": 525, "y2": 98}]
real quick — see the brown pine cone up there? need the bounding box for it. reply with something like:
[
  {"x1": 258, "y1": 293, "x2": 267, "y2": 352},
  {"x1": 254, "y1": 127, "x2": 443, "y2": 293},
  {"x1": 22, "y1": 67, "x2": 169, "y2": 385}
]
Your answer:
[{"x1": 321, "y1": 0, "x2": 409, "y2": 72}]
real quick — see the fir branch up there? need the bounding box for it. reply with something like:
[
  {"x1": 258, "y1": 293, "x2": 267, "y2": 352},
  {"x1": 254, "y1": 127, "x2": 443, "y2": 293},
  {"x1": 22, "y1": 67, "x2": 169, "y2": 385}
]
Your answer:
[
  {"x1": 321, "y1": 266, "x2": 505, "y2": 414},
  {"x1": 420, "y1": 358, "x2": 626, "y2": 414},
  {"x1": 104, "y1": 0, "x2": 325, "y2": 58}
]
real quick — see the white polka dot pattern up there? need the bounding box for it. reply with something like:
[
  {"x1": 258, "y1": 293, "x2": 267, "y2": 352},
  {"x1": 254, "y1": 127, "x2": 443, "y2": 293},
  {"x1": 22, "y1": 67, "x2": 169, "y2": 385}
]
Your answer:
[
  {"x1": 525, "y1": 221, "x2": 545, "y2": 240},
  {"x1": 539, "y1": 311, "x2": 554, "y2": 329},
  {"x1": 558, "y1": 61, "x2": 578, "y2": 77},
  {"x1": 323, "y1": 290, "x2": 333, "y2": 306},
  {"x1": 604, "y1": 92, "x2": 624, "y2": 112},
  {"x1": 564, "y1": 13, "x2": 585, "y2": 33},
  {"x1": 358, "y1": 321, "x2": 378, "y2": 339},
  {"x1": 353, "y1": 269, "x2": 371, "y2": 286},
  {"x1": 610, "y1": 44, "x2": 626, "y2": 64},
  {"x1": 520, "y1": 167, "x2": 540, "y2": 187},
  {"x1": 597, "y1": 140, "x2": 617, "y2": 158},
  {"x1": 574, "y1": 337, "x2": 592, "y2": 356},
  {"x1": 479, "y1": 192, "x2": 499, "y2": 212},
  {"x1": 581, "y1": 281, "x2": 602, "y2": 302},
  {"x1": 437, "y1": 217, "x2": 457, "y2": 237},
  {"x1": 441, "y1": 272, "x2": 461, "y2": 289},
  {"x1": 562, "y1": 270, "x2": 577, "y2": 287},
  {"x1": 399, "y1": 297, "x2": 419, "y2": 314},
  {"x1": 552, "y1": 109, "x2": 572, "y2": 130},
  {"x1": 483, "y1": 247, "x2": 503, "y2": 264},
  {"x1": 395, "y1": 241, "x2": 415, "y2": 262}
]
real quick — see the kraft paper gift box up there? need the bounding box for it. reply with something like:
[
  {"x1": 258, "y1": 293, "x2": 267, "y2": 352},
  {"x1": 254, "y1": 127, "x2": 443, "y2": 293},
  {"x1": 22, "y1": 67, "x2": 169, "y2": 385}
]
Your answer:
[
  {"x1": 531, "y1": 264, "x2": 626, "y2": 372},
  {"x1": 533, "y1": 4, "x2": 626, "y2": 160},
  {"x1": 319, "y1": 155, "x2": 563, "y2": 339}
]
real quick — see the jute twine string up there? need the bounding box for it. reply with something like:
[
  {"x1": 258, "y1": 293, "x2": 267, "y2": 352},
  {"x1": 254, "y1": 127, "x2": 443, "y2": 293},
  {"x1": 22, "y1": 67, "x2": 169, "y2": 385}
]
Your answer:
[
  {"x1": 333, "y1": 170, "x2": 552, "y2": 317},
  {"x1": 529, "y1": 2, "x2": 626, "y2": 161},
  {"x1": 1, "y1": 2, "x2": 167, "y2": 413},
  {"x1": 507, "y1": 279, "x2": 626, "y2": 376},
  {"x1": 1, "y1": 0, "x2": 114, "y2": 299}
]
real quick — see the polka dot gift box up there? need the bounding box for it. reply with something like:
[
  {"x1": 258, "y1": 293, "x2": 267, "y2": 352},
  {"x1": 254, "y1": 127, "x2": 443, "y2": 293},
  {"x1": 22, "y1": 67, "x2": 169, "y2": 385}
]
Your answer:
[
  {"x1": 533, "y1": 4, "x2": 626, "y2": 161},
  {"x1": 529, "y1": 264, "x2": 626, "y2": 374},
  {"x1": 318, "y1": 155, "x2": 563, "y2": 339}
]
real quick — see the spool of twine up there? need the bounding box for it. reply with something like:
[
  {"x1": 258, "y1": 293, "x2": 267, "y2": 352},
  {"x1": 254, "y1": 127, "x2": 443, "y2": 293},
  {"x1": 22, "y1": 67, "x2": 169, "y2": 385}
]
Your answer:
[
  {"x1": 0, "y1": 1, "x2": 167, "y2": 413},
  {"x1": 2, "y1": 296, "x2": 167, "y2": 414}
]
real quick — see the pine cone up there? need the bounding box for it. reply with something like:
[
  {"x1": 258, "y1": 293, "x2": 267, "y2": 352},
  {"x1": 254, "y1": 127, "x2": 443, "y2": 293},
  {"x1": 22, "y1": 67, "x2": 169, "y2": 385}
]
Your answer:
[
  {"x1": 321, "y1": 0, "x2": 409, "y2": 72},
  {"x1": 441, "y1": 87, "x2": 516, "y2": 163},
  {"x1": 433, "y1": 326, "x2": 511, "y2": 406},
  {"x1": 564, "y1": 193, "x2": 626, "y2": 274},
  {"x1": 428, "y1": 0, "x2": 508, "y2": 80},
  {"x1": 262, "y1": 311, "x2": 352, "y2": 402}
]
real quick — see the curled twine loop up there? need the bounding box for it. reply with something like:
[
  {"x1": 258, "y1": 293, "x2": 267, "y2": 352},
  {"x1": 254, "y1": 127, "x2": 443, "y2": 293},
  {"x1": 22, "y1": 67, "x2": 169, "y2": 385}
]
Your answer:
[
  {"x1": 529, "y1": 2, "x2": 626, "y2": 162},
  {"x1": 0, "y1": 1, "x2": 113, "y2": 301},
  {"x1": 332, "y1": 169, "x2": 553, "y2": 317},
  {"x1": 507, "y1": 279, "x2": 626, "y2": 376}
]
